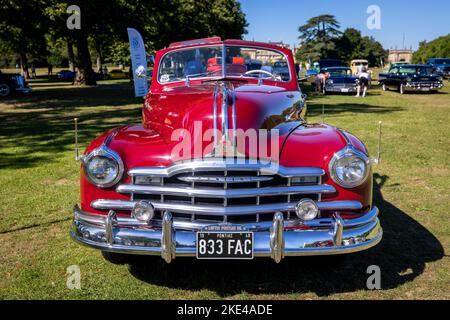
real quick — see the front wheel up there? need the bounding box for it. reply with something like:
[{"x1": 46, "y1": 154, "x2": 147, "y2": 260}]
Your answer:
[
  {"x1": 0, "y1": 83, "x2": 11, "y2": 97},
  {"x1": 399, "y1": 83, "x2": 405, "y2": 94}
]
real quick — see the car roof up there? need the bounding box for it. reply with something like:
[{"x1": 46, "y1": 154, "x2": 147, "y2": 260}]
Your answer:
[
  {"x1": 162, "y1": 37, "x2": 292, "y2": 56},
  {"x1": 391, "y1": 64, "x2": 429, "y2": 68}
]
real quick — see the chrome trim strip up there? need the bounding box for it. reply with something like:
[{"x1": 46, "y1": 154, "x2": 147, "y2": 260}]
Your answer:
[
  {"x1": 213, "y1": 83, "x2": 219, "y2": 154},
  {"x1": 76, "y1": 205, "x2": 376, "y2": 230},
  {"x1": 336, "y1": 127, "x2": 353, "y2": 147},
  {"x1": 222, "y1": 84, "x2": 229, "y2": 148},
  {"x1": 231, "y1": 83, "x2": 237, "y2": 148},
  {"x1": 116, "y1": 184, "x2": 336, "y2": 198},
  {"x1": 91, "y1": 199, "x2": 362, "y2": 216},
  {"x1": 177, "y1": 175, "x2": 274, "y2": 183},
  {"x1": 128, "y1": 161, "x2": 325, "y2": 178}
]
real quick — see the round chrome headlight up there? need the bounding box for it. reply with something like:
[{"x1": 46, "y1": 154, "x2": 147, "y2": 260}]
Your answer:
[
  {"x1": 83, "y1": 146, "x2": 124, "y2": 188},
  {"x1": 329, "y1": 147, "x2": 370, "y2": 188}
]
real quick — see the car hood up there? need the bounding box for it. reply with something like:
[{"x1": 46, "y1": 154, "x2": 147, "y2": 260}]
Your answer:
[{"x1": 112, "y1": 82, "x2": 305, "y2": 162}]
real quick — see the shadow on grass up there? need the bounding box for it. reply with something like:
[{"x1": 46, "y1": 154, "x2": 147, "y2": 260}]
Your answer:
[
  {"x1": 127, "y1": 173, "x2": 444, "y2": 297},
  {"x1": 0, "y1": 84, "x2": 141, "y2": 169}
]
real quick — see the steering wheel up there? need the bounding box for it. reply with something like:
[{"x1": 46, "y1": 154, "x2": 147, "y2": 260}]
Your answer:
[{"x1": 242, "y1": 69, "x2": 276, "y2": 79}]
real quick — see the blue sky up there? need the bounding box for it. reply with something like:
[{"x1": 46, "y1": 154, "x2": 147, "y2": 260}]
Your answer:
[{"x1": 239, "y1": 0, "x2": 450, "y2": 50}]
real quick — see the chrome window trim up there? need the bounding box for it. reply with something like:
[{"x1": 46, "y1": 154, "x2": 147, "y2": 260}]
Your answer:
[{"x1": 156, "y1": 44, "x2": 292, "y2": 85}]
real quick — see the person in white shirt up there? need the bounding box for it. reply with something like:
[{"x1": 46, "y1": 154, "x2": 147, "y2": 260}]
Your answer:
[{"x1": 355, "y1": 68, "x2": 371, "y2": 97}]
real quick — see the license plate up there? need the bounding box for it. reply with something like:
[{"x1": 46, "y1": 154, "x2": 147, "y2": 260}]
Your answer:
[
  {"x1": 421, "y1": 88, "x2": 430, "y2": 91},
  {"x1": 341, "y1": 88, "x2": 349, "y2": 92},
  {"x1": 196, "y1": 231, "x2": 253, "y2": 259}
]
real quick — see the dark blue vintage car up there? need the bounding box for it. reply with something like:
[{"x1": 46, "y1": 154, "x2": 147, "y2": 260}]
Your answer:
[
  {"x1": 322, "y1": 66, "x2": 358, "y2": 94},
  {"x1": 379, "y1": 64, "x2": 443, "y2": 94},
  {"x1": 0, "y1": 71, "x2": 32, "y2": 98},
  {"x1": 426, "y1": 58, "x2": 450, "y2": 79}
]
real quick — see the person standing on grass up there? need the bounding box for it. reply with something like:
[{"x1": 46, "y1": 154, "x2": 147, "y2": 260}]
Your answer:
[
  {"x1": 31, "y1": 64, "x2": 36, "y2": 78},
  {"x1": 48, "y1": 63, "x2": 53, "y2": 76},
  {"x1": 355, "y1": 67, "x2": 371, "y2": 97}
]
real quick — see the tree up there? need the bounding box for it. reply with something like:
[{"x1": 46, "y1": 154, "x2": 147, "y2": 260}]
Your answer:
[
  {"x1": 0, "y1": 0, "x2": 48, "y2": 78},
  {"x1": 412, "y1": 34, "x2": 450, "y2": 63},
  {"x1": 334, "y1": 28, "x2": 387, "y2": 66},
  {"x1": 296, "y1": 14, "x2": 341, "y2": 62}
]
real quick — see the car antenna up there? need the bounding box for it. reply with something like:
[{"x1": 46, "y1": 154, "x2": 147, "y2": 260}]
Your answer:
[
  {"x1": 371, "y1": 121, "x2": 382, "y2": 164},
  {"x1": 74, "y1": 118, "x2": 79, "y2": 161}
]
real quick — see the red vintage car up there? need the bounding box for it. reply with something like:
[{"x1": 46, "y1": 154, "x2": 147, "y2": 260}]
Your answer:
[{"x1": 71, "y1": 38, "x2": 382, "y2": 263}]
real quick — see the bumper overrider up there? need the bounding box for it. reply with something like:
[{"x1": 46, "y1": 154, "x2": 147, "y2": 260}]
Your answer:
[{"x1": 71, "y1": 205, "x2": 382, "y2": 263}]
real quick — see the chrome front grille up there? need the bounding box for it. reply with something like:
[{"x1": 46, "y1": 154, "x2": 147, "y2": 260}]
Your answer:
[
  {"x1": 90, "y1": 160, "x2": 366, "y2": 227},
  {"x1": 94, "y1": 160, "x2": 340, "y2": 224}
]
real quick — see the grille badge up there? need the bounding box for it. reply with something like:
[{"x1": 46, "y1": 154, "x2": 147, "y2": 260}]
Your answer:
[{"x1": 178, "y1": 176, "x2": 273, "y2": 183}]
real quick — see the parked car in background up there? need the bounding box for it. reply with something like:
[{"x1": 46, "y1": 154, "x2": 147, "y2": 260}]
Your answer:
[
  {"x1": 108, "y1": 69, "x2": 129, "y2": 79},
  {"x1": 0, "y1": 71, "x2": 32, "y2": 97},
  {"x1": 379, "y1": 64, "x2": 443, "y2": 94},
  {"x1": 71, "y1": 37, "x2": 382, "y2": 264},
  {"x1": 350, "y1": 59, "x2": 369, "y2": 75},
  {"x1": 57, "y1": 70, "x2": 76, "y2": 81},
  {"x1": 322, "y1": 66, "x2": 358, "y2": 94},
  {"x1": 426, "y1": 58, "x2": 450, "y2": 79},
  {"x1": 245, "y1": 59, "x2": 263, "y2": 72},
  {"x1": 272, "y1": 59, "x2": 290, "y2": 81}
]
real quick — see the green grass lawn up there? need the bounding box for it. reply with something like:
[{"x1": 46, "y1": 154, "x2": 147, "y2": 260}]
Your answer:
[{"x1": 0, "y1": 78, "x2": 449, "y2": 299}]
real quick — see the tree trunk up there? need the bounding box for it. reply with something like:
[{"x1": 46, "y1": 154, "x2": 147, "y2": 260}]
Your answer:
[
  {"x1": 19, "y1": 51, "x2": 30, "y2": 79},
  {"x1": 96, "y1": 56, "x2": 102, "y2": 73},
  {"x1": 67, "y1": 40, "x2": 75, "y2": 72},
  {"x1": 73, "y1": 32, "x2": 96, "y2": 86}
]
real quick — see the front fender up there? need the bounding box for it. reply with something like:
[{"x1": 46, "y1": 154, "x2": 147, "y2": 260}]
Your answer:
[{"x1": 280, "y1": 124, "x2": 373, "y2": 217}]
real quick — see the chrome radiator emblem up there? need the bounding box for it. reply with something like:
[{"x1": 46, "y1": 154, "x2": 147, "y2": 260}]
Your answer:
[{"x1": 178, "y1": 175, "x2": 273, "y2": 184}]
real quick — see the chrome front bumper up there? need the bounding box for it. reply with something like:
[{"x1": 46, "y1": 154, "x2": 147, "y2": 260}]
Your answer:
[
  {"x1": 405, "y1": 82, "x2": 443, "y2": 91},
  {"x1": 325, "y1": 86, "x2": 357, "y2": 92},
  {"x1": 71, "y1": 205, "x2": 382, "y2": 263}
]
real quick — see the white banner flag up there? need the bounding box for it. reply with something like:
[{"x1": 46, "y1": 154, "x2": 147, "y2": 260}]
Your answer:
[{"x1": 127, "y1": 28, "x2": 148, "y2": 97}]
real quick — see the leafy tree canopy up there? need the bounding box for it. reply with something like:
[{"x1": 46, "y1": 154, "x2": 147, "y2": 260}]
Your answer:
[{"x1": 412, "y1": 34, "x2": 450, "y2": 63}]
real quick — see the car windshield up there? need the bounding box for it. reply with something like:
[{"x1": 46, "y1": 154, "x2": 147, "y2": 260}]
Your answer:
[
  {"x1": 399, "y1": 67, "x2": 433, "y2": 75},
  {"x1": 326, "y1": 68, "x2": 352, "y2": 77},
  {"x1": 158, "y1": 45, "x2": 290, "y2": 83}
]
